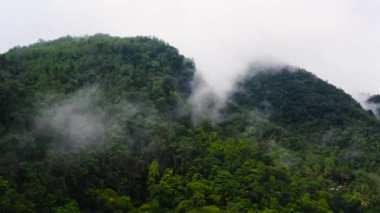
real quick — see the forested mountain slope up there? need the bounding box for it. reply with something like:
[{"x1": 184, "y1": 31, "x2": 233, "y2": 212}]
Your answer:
[
  {"x1": 230, "y1": 68, "x2": 378, "y2": 132},
  {"x1": 225, "y1": 68, "x2": 380, "y2": 169},
  {"x1": 0, "y1": 35, "x2": 379, "y2": 212}
]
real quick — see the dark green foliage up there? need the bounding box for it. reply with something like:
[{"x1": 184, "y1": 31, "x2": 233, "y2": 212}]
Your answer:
[
  {"x1": 0, "y1": 34, "x2": 194, "y2": 130},
  {"x1": 231, "y1": 69, "x2": 378, "y2": 133},
  {"x1": 0, "y1": 35, "x2": 379, "y2": 212},
  {"x1": 368, "y1": 95, "x2": 380, "y2": 104}
]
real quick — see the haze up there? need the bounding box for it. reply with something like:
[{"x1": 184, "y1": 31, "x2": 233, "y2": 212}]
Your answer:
[{"x1": 1, "y1": 0, "x2": 379, "y2": 99}]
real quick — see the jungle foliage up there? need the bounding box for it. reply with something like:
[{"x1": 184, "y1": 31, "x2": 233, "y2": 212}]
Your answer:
[{"x1": 0, "y1": 35, "x2": 379, "y2": 212}]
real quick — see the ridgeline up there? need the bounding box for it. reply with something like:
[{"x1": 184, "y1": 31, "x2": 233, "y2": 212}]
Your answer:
[{"x1": 0, "y1": 35, "x2": 379, "y2": 212}]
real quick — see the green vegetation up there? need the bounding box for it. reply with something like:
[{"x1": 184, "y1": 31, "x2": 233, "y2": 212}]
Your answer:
[{"x1": 0, "y1": 35, "x2": 379, "y2": 212}]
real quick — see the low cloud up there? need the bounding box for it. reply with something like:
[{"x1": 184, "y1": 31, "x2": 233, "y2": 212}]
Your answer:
[
  {"x1": 188, "y1": 72, "x2": 224, "y2": 124},
  {"x1": 356, "y1": 93, "x2": 380, "y2": 118},
  {"x1": 34, "y1": 86, "x2": 166, "y2": 151},
  {"x1": 188, "y1": 60, "x2": 296, "y2": 124},
  {"x1": 34, "y1": 87, "x2": 106, "y2": 147}
]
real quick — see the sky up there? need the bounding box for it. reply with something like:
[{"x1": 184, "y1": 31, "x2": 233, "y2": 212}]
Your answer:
[{"x1": 1, "y1": 0, "x2": 380, "y2": 99}]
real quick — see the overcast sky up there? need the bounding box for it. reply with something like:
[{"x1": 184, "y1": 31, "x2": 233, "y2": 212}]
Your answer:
[{"x1": 1, "y1": 0, "x2": 380, "y2": 99}]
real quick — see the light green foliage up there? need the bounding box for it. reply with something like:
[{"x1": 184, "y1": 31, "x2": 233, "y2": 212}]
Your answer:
[
  {"x1": 54, "y1": 202, "x2": 80, "y2": 213},
  {"x1": 94, "y1": 188, "x2": 134, "y2": 212},
  {"x1": 148, "y1": 160, "x2": 160, "y2": 187}
]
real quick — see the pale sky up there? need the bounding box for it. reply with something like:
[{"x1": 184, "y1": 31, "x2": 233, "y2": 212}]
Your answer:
[{"x1": 1, "y1": 0, "x2": 380, "y2": 99}]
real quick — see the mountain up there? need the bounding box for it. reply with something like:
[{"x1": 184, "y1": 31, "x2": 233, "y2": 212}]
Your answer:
[
  {"x1": 225, "y1": 66, "x2": 380, "y2": 186},
  {"x1": 0, "y1": 35, "x2": 379, "y2": 212},
  {"x1": 230, "y1": 67, "x2": 378, "y2": 131}
]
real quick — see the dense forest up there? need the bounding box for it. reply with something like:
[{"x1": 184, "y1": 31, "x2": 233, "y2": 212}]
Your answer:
[{"x1": 0, "y1": 34, "x2": 379, "y2": 212}]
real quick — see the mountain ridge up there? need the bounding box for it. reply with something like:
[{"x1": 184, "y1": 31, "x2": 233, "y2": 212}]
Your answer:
[{"x1": 0, "y1": 35, "x2": 379, "y2": 212}]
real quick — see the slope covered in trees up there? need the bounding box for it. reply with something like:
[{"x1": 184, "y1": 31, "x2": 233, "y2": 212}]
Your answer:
[
  {"x1": 227, "y1": 68, "x2": 380, "y2": 168},
  {"x1": 0, "y1": 35, "x2": 379, "y2": 212},
  {"x1": 230, "y1": 68, "x2": 377, "y2": 131}
]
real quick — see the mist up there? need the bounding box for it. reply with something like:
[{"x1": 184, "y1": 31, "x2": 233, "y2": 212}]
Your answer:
[
  {"x1": 34, "y1": 87, "x2": 106, "y2": 147},
  {"x1": 367, "y1": 103, "x2": 380, "y2": 118},
  {"x1": 34, "y1": 86, "x2": 174, "y2": 151},
  {"x1": 189, "y1": 60, "x2": 296, "y2": 123},
  {"x1": 357, "y1": 93, "x2": 380, "y2": 118},
  {"x1": 188, "y1": 72, "x2": 224, "y2": 124}
]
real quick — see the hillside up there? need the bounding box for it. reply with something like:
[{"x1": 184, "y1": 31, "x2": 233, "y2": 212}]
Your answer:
[
  {"x1": 230, "y1": 68, "x2": 377, "y2": 131},
  {"x1": 0, "y1": 35, "x2": 379, "y2": 212}
]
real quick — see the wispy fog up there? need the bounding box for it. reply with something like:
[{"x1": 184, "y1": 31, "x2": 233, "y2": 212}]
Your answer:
[{"x1": 34, "y1": 87, "x2": 106, "y2": 146}]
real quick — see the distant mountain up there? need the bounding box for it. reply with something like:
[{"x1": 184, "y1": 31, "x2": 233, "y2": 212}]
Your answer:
[
  {"x1": 228, "y1": 67, "x2": 379, "y2": 132},
  {"x1": 223, "y1": 66, "x2": 380, "y2": 166},
  {"x1": 367, "y1": 95, "x2": 380, "y2": 117},
  {"x1": 368, "y1": 95, "x2": 380, "y2": 103},
  {"x1": 0, "y1": 35, "x2": 378, "y2": 212}
]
